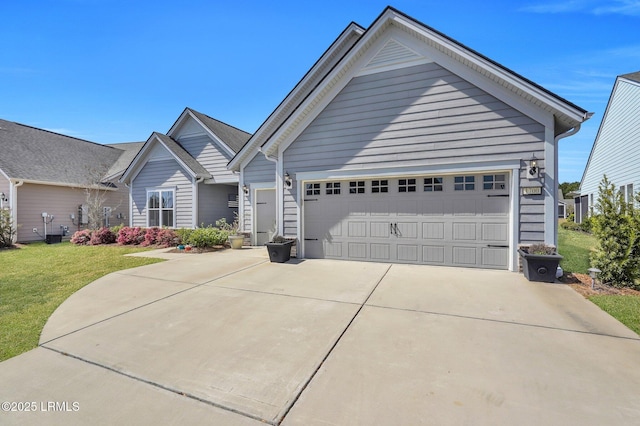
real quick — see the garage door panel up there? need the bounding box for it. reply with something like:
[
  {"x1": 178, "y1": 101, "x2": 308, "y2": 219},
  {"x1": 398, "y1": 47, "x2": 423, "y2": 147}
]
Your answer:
[
  {"x1": 303, "y1": 174, "x2": 510, "y2": 270},
  {"x1": 348, "y1": 242, "x2": 367, "y2": 259},
  {"x1": 370, "y1": 243, "x2": 391, "y2": 260},
  {"x1": 423, "y1": 222, "x2": 445, "y2": 239}
]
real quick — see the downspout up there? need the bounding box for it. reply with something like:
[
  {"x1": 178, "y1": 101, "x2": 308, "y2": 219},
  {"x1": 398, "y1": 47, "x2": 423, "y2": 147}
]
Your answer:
[
  {"x1": 194, "y1": 176, "x2": 205, "y2": 228},
  {"x1": 553, "y1": 123, "x2": 583, "y2": 246},
  {"x1": 260, "y1": 147, "x2": 281, "y2": 235},
  {"x1": 124, "y1": 182, "x2": 133, "y2": 227},
  {"x1": 10, "y1": 180, "x2": 24, "y2": 243}
]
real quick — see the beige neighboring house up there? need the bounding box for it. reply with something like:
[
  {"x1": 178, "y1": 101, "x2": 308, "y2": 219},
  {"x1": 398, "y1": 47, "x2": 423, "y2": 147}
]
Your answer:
[{"x1": 0, "y1": 118, "x2": 143, "y2": 242}]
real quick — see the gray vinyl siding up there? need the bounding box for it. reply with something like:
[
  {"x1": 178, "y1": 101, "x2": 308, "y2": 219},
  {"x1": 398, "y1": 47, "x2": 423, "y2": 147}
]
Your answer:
[
  {"x1": 177, "y1": 134, "x2": 237, "y2": 182},
  {"x1": 198, "y1": 183, "x2": 237, "y2": 226},
  {"x1": 14, "y1": 183, "x2": 128, "y2": 242},
  {"x1": 131, "y1": 159, "x2": 194, "y2": 228},
  {"x1": 242, "y1": 154, "x2": 276, "y2": 232},
  {"x1": 282, "y1": 63, "x2": 546, "y2": 241},
  {"x1": 580, "y1": 78, "x2": 640, "y2": 204}
]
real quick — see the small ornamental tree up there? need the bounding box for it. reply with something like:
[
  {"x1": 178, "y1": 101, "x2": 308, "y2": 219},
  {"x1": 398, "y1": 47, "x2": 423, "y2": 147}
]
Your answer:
[
  {"x1": 590, "y1": 175, "x2": 640, "y2": 288},
  {"x1": 0, "y1": 209, "x2": 17, "y2": 248}
]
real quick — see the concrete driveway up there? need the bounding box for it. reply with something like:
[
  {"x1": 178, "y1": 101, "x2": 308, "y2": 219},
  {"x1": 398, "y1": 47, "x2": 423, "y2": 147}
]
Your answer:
[{"x1": 1, "y1": 248, "x2": 639, "y2": 425}]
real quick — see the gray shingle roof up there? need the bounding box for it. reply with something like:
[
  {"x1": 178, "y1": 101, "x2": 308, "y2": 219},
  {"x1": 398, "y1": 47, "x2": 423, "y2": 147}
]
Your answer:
[
  {"x1": 187, "y1": 108, "x2": 251, "y2": 153},
  {"x1": 153, "y1": 133, "x2": 212, "y2": 179},
  {"x1": 621, "y1": 71, "x2": 640, "y2": 83},
  {"x1": 0, "y1": 119, "x2": 126, "y2": 186},
  {"x1": 105, "y1": 142, "x2": 145, "y2": 179}
]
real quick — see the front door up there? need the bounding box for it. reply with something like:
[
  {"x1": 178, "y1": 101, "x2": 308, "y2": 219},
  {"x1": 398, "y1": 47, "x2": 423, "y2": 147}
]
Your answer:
[{"x1": 255, "y1": 189, "x2": 276, "y2": 246}]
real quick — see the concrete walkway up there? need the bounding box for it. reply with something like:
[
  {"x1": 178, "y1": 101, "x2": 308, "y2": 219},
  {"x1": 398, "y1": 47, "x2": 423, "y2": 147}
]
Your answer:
[{"x1": 1, "y1": 248, "x2": 639, "y2": 425}]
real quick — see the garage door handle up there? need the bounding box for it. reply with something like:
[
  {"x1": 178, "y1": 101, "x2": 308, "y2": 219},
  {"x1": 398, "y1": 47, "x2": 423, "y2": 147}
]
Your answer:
[
  {"x1": 487, "y1": 244, "x2": 509, "y2": 248},
  {"x1": 304, "y1": 199, "x2": 318, "y2": 202},
  {"x1": 304, "y1": 238, "x2": 318, "y2": 241},
  {"x1": 487, "y1": 194, "x2": 509, "y2": 197}
]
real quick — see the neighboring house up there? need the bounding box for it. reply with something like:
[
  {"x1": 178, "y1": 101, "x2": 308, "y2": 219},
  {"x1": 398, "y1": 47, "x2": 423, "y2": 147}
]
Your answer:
[
  {"x1": 0, "y1": 118, "x2": 142, "y2": 242},
  {"x1": 120, "y1": 108, "x2": 251, "y2": 228},
  {"x1": 574, "y1": 71, "x2": 640, "y2": 223},
  {"x1": 229, "y1": 7, "x2": 591, "y2": 271},
  {"x1": 558, "y1": 189, "x2": 574, "y2": 219}
]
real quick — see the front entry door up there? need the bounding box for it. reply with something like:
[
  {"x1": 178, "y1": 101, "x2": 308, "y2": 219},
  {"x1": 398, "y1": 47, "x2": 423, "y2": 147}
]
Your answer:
[{"x1": 255, "y1": 189, "x2": 276, "y2": 246}]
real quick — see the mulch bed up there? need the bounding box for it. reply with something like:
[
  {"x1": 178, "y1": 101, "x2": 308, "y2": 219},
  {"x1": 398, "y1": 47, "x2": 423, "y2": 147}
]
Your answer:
[
  {"x1": 560, "y1": 272, "x2": 640, "y2": 297},
  {"x1": 166, "y1": 245, "x2": 228, "y2": 254}
]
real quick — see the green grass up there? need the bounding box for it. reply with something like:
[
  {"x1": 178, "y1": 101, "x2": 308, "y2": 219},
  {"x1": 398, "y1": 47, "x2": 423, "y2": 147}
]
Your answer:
[
  {"x1": 557, "y1": 225, "x2": 597, "y2": 273},
  {"x1": 589, "y1": 295, "x2": 640, "y2": 335},
  {"x1": 0, "y1": 243, "x2": 164, "y2": 361}
]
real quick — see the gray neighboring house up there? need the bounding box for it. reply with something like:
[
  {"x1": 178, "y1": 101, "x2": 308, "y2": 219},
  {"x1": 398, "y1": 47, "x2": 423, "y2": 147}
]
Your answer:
[
  {"x1": 229, "y1": 6, "x2": 591, "y2": 271},
  {"x1": 574, "y1": 71, "x2": 640, "y2": 223},
  {"x1": 0, "y1": 118, "x2": 143, "y2": 242},
  {"x1": 119, "y1": 108, "x2": 251, "y2": 228}
]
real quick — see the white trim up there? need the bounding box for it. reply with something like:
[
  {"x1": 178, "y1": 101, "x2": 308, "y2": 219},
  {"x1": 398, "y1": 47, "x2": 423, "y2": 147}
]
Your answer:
[
  {"x1": 544, "y1": 126, "x2": 555, "y2": 246},
  {"x1": 295, "y1": 162, "x2": 520, "y2": 271},
  {"x1": 145, "y1": 187, "x2": 177, "y2": 228},
  {"x1": 192, "y1": 177, "x2": 198, "y2": 228}
]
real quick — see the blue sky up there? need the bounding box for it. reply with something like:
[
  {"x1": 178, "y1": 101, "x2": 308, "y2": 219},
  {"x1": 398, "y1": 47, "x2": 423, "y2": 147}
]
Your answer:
[{"x1": 1, "y1": 1, "x2": 638, "y2": 183}]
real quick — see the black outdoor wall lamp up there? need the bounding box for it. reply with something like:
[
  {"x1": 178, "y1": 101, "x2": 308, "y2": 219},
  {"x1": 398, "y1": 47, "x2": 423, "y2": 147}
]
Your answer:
[{"x1": 284, "y1": 172, "x2": 292, "y2": 189}]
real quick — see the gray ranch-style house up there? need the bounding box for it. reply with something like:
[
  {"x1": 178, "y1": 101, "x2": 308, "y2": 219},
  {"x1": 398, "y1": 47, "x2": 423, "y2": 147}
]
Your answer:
[
  {"x1": 119, "y1": 108, "x2": 251, "y2": 228},
  {"x1": 0, "y1": 118, "x2": 141, "y2": 243},
  {"x1": 229, "y1": 7, "x2": 592, "y2": 272},
  {"x1": 574, "y1": 71, "x2": 640, "y2": 223}
]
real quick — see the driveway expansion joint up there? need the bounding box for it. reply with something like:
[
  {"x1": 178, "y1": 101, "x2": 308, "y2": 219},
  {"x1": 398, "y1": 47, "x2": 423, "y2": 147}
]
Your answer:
[{"x1": 39, "y1": 345, "x2": 273, "y2": 425}]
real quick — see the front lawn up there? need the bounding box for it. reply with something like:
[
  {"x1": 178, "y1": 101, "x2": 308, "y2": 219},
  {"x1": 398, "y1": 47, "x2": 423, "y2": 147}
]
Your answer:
[
  {"x1": 0, "y1": 243, "x2": 164, "y2": 361},
  {"x1": 557, "y1": 225, "x2": 640, "y2": 336}
]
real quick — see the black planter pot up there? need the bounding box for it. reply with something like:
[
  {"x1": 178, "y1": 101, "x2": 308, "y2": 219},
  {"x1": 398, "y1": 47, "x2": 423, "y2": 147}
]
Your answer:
[
  {"x1": 518, "y1": 249, "x2": 563, "y2": 282},
  {"x1": 265, "y1": 240, "x2": 294, "y2": 263}
]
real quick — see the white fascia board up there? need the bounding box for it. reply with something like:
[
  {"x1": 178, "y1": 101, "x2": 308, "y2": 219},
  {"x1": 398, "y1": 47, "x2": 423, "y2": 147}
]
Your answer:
[
  {"x1": 203, "y1": 176, "x2": 239, "y2": 184},
  {"x1": 119, "y1": 137, "x2": 155, "y2": 183},
  {"x1": 394, "y1": 13, "x2": 588, "y2": 124},
  {"x1": 166, "y1": 108, "x2": 191, "y2": 137},
  {"x1": 228, "y1": 24, "x2": 365, "y2": 171},
  {"x1": 8, "y1": 178, "x2": 118, "y2": 191},
  {"x1": 293, "y1": 159, "x2": 521, "y2": 182}
]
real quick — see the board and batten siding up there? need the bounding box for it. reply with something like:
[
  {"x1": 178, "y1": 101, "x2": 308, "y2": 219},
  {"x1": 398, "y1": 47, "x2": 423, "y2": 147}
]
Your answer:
[
  {"x1": 282, "y1": 62, "x2": 546, "y2": 242},
  {"x1": 580, "y1": 77, "x2": 640, "y2": 201},
  {"x1": 242, "y1": 154, "x2": 276, "y2": 232},
  {"x1": 177, "y1": 134, "x2": 237, "y2": 182},
  {"x1": 131, "y1": 159, "x2": 193, "y2": 228}
]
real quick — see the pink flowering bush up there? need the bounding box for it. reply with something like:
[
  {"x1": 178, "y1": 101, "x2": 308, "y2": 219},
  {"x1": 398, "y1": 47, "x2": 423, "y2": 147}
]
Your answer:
[
  {"x1": 141, "y1": 227, "x2": 178, "y2": 247},
  {"x1": 70, "y1": 229, "x2": 92, "y2": 245},
  {"x1": 90, "y1": 227, "x2": 117, "y2": 245},
  {"x1": 117, "y1": 227, "x2": 146, "y2": 245}
]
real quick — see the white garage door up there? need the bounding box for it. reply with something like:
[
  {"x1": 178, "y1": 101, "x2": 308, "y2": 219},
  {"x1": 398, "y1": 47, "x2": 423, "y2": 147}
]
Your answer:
[{"x1": 303, "y1": 174, "x2": 510, "y2": 269}]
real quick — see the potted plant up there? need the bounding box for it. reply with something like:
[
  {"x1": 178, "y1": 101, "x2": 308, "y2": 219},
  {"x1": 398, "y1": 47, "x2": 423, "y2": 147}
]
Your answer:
[
  {"x1": 265, "y1": 235, "x2": 295, "y2": 263},
  {"x1": 518, "y1": 243, "x2": 563, "y2": 283},
  {"x1": 217, "y1": 215, "x2": 244, "y2": 249}
]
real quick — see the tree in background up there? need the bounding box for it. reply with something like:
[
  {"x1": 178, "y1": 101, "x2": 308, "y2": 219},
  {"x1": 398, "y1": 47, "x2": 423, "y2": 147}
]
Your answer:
[
  {"x1": 590, "y1": 175, "x2": 640, "y2": 289},
  {"x1": 559, "y1": 181, "x2": 580, "y2": 196}
]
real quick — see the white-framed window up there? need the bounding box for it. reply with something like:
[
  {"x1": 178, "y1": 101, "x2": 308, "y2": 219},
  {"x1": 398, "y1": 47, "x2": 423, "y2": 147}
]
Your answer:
[
  {"x1": 454, "y1": 176, "x2": 475, "y2": 191},
  {"x1": 423, "y1": 177, "x2": 443, "y2": 192},
  {"x1": 306, "y1": 183, "x2": 321, "y2": 196},
  {"x1": 371, "y1": 179, "x2": 389, "y2": 193},
  {"x1": 326, "y1": 182, "x2": 341, "y2": 195},
  {"x1": 349, "y1": 181, "x2": 365, "y2": 194},
  {"x1": 398, "y1": 178, "x2": 416, "y2": 193},
  {"x1": 483, "y1": 174, "x2": 506, "y2": 190},
  {"x1": 147, "y1": 189, "x2": 175, "y2": 227},
  {"x1": 103, "y1": 206, "x2": 112, "y2": 227}
]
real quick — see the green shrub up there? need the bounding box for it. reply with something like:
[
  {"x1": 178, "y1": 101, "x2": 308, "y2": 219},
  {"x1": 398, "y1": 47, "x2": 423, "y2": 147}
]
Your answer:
[
  {"x1": 580, "y1": 216, "x2": 594, "y2": 233},
  {"x1": 590, "y1": 176, "x2": 640, "y2": 289},
  {"x1": 174, "y1": 228, "x2": 193, "y2": 245},
  {"x1": 110, "y1": 224, "x2": 124, "y2": 235},
  {"x1": 185, "y1": 226, "x2": 229, "y2": 248},
  {"x1": 0, "y1": 209, "x2": 17, "y2": 248},
  {"x1": 560, "y1": 221, "x2": 581, "y2": 231}
]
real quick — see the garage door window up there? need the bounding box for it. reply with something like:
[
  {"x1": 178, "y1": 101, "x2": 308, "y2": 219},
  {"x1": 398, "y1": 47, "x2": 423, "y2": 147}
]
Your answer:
[
  {"x1": 454, "y1": 176, "x2": 475, "y2": 191},
  {"x1": 424, "y1": 177, "x2": 443, "y2": 192},
  {"x1": 326, "y1": 182, "x2": 341, "y2": 195},
  {"x1": 483, "y1": 174, "x2": 506, "y2": 190},
  {"x1": 399, "y1": 178, "x2": 416, "y2": 193},
  {"x1": 372, "y1": 180, "x2": 389, "y2": 193},
  {"x1": 306, "y1": 183, "x2": 320, "y2": 196},
  {"x1": 349, "y1": 181, "x2": 365, "y2": 194}
]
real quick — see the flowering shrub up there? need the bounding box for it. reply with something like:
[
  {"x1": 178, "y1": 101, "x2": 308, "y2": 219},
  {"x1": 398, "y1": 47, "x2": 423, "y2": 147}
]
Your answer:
[
  {"x1": 156, "y1": 228, "x2": 178, "y2": 247},
  {"x1": 70, "y1": 229, "x2": 92, "y2": 245},
  {"x1": 90, "y1": 227, "x2": 117, "y2": 245},
  {"x1": 117, "y1": 227, "x2": 146, "y2": 245}
]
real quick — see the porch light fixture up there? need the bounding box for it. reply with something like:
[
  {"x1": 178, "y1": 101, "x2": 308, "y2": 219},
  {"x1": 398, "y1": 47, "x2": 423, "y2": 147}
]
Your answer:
[
  {"x1": 242, "y1": 184, "x2": 249, "y2": 195},
  {"x1": 0, "y1": 192, "x2": 6, "y2": 202},
  {"x1": 284, "y1": 172, "x2": 292, "y2": 189},
  {"x1": 528, "y1": 154, "x2": 538, "y2": 176}
]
